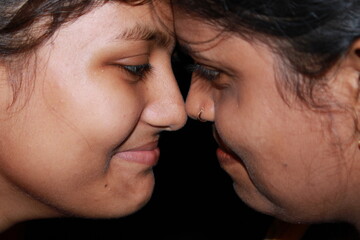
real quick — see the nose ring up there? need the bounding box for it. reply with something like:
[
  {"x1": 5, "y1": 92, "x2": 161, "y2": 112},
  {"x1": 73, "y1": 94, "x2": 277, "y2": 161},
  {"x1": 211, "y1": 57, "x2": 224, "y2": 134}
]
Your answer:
[{"x1": 197, "y1": 108, "x2": 206, "y2": 122}]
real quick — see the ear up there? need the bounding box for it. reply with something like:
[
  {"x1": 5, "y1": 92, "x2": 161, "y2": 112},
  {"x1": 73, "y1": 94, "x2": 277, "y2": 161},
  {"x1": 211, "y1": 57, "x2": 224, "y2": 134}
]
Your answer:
[
  {"x1": 339, "y1": 39, "x2": 360, "y2": 130},
  {"x1": 330, "y1": 39, "x2": 360, "y2": 103},
  {"x1": 347, "y1": 39, "x2": 360, "y2": 71}
]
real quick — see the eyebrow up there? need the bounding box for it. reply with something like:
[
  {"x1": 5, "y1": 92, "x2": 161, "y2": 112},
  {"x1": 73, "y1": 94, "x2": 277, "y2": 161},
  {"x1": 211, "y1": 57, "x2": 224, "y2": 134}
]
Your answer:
[
  {"x1": 177, "y1": 31, "x2": 226, "y2": 59},
  {"x1": 179, "y1": 41, "x2": 233, "y2": 72},
  {"x1": 116, "y1": 24, "x2": 174, "y2": 49}
]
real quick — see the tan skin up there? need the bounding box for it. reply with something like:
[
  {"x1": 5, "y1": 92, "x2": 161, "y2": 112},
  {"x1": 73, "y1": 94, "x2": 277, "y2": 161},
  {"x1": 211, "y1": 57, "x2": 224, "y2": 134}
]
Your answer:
[
  {"x1": 175, "y1": 15, "x2": 360, "y2": 230},
  {"x1": 0, "y1": 1, "x2": 186, "y2": 231}
]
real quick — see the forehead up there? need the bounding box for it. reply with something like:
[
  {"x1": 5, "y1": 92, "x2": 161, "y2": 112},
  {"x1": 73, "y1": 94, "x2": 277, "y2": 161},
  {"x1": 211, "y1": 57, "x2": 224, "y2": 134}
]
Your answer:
[
  {"x1": 174, "y1": 14, "x2": 225, "y2": 52},
  {"x1": 53, "y1": 2, "x2": 174, "y2": 46},
  {"x1": 174, "y1": 14, "x2": 275, "y2": 61}
]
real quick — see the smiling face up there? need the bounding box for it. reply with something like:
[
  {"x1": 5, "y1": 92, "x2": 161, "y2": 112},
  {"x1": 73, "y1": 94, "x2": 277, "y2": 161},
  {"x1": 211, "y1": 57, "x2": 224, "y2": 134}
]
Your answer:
[
  {"x1": 175, "y1": 15, "x2": 360, "y2": 224},
  {"x1": 0, "y1": 1, "x2": 186, "y2": 225}
]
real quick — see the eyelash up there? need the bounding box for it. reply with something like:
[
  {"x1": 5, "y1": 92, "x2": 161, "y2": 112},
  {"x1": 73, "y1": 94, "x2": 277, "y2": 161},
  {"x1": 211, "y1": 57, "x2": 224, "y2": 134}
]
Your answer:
[
  {"x1": 118, "y1": 63, "x2": 153, "y2": 81},
  {"x1": 187, "y1": 63, "x2": 220, "y2": 82}
]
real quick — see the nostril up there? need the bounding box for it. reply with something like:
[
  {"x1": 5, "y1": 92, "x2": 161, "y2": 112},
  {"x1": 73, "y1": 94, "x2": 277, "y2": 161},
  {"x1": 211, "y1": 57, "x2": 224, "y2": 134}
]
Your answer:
[{"x1": 355, "y1": 49, "x2": 360, "y2": 57}]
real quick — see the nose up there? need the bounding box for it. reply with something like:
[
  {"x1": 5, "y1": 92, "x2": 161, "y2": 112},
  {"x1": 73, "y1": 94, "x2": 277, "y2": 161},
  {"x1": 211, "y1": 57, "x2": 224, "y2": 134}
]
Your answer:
[
  {"x1": 142, "y1": 61, "x2": 187, "y2": 131},
  {"x1": 185, "y1": 79, "x2": 215, "y2": 122}
]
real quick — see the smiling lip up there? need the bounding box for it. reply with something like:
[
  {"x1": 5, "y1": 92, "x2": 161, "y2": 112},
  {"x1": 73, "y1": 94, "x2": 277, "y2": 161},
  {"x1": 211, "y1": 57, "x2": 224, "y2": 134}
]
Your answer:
[{"x1": 113, "y1": 142, "x2": 160, "y2": 166}]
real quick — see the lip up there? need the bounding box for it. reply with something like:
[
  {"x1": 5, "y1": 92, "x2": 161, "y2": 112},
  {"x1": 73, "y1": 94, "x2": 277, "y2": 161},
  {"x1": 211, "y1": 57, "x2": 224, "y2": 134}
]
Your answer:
[
  {"x1": 216, "y1": 147, "x2": 239, "y2": 166},
  {"x1": 212, "y1": 126, "x2": 232, "y2": 153},
  {"x1": 113, "y1": 142, "x2": 160, "y2": 166},
  {"x1": 212, "y1": 126, "x2": 244, "y2": 166}
]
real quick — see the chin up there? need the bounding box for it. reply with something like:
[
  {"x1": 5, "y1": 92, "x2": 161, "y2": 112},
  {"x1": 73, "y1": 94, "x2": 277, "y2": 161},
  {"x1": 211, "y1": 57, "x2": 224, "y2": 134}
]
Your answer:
[
  {"x1": 232, "y1": 182, "x2": 280, "y2": 218},
  {"x1": 233, "y1": 184, "x2": 328, "y2": 224},
  {"x1": 65, "y1": 193, "x2": 153, "y2": 220},
  {"x1": 55, "y1": 179, "x2": 155, "y2": 220},
  {"x1": 93, "y1": 187, "x2": 154, "y2": 218}
]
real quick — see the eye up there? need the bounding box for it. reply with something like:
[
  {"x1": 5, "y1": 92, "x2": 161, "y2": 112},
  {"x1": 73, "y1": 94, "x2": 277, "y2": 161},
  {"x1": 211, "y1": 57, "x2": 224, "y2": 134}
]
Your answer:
[
  {"x1": 123, "y1": 64, "x2": 152, "y2": 76},
  {"x1": 187, "y1": 63, "x2": 220, "y2": 82},
  {"x1": 116, "y1": 63, "x2": 153, "y2": 81}
]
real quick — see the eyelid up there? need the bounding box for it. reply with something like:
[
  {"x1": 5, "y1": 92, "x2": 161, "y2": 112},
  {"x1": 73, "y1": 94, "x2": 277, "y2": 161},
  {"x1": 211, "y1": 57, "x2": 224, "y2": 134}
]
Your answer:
[
  {"x1": 123, "y1": 64, "x2": 152, "y2": 76},
  {"x1": 114, "y1": 63, "x2": 153, "y2": 82},
  {"x1": 112, "y1": 53, "x2": 150, "y2": 64},
  {"x1": 187, "y1": 63, "x2": 219, "y2": 72},
  {"x1": 187, "y1": 63, "x2": 221, "y2": 81}
]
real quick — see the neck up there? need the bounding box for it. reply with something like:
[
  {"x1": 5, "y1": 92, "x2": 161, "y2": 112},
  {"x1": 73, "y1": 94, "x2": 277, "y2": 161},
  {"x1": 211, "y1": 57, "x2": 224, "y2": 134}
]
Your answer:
[
  {"x1": 340, "y1": 171, "x2": 360, "y2": 235},
  {"x1": 0, "y1": 180, "x2": 61, "y2": 232},
  {"x1": 0, "y1": 214, "x2": 14, "y2": 233},
  {"x1": 338, "y1": 151, "x2": 360, "y2": 235},
  {"x1": 351, "y1": 212, "x2": 360, "y2": 234}
]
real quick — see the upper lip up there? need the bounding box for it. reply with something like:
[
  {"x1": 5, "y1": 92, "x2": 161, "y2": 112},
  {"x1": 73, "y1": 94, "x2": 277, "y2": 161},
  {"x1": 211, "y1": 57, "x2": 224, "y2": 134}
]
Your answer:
[
  {"x1": 212, "y1": 126, "x2": 245, "y2": 166},
  {"x1": 120, "y1": 141, "x2": 159, "y2": 152},
  {"x1": 213, "y1": 126, "x2": 229, "y2": 151},
  {"x1": 212, "y1": 126, "x2": 237, "y2": 156}
]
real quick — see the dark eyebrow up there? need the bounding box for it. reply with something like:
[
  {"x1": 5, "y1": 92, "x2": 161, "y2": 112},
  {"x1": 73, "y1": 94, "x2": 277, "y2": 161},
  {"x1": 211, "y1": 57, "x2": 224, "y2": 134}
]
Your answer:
[
  {"x1": 177, "y1": 31, "x2": 225, "y2": 59},
  {"x1": 116, "y1": 24, "x2": 174, "y2": 49}
]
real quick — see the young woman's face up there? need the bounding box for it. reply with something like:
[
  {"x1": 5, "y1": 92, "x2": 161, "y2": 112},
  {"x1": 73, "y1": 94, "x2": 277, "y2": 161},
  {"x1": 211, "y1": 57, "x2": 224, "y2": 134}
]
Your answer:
[
  {"x1": 175, "y1": 15, "x2": 360, "y2": 223},
  {"x1": 0, "y1": 2, "x2": 186, "y2": 220}
]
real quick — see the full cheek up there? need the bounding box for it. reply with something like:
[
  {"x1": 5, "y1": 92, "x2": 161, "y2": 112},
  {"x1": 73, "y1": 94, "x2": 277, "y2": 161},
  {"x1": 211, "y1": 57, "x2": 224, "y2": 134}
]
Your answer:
[
  {"x1": 0, "y1": 104, "x2": 102, "y2": 215},
  {"x1": 47, "y1": 87, "x2": 146, "y2": 215},
  {"x1": 5, "y1": 77, "x2": 144, "y2": 216},
  {"x1": 215, "y1": 106, "x2": 275, "y2": 210},
  {"x1": 214, "y1": 91, "x2": 342, "y2": 220},
  {"x1": 213, "y1": 95, "x2": 262, "y2": 198},
  {"x1": 233, "y1": 109, "x2": 348, "y2": 221}
]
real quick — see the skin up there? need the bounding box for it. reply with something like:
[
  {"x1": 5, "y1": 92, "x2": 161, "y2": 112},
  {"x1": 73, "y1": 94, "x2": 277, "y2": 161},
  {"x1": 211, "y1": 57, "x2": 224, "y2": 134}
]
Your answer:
[
  {"x1": 0, "y1": 1, "x2": 186, "y2": 231},
  {"x1": 175, "y1": 15, "x2": 360, "y2": 229}
]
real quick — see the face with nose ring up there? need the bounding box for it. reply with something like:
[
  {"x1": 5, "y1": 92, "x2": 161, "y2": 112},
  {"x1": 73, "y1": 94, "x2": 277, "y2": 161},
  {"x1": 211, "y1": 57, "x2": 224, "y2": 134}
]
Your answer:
[{"x1": 176, "y1": 12, "x2": 360, "y2": 225}]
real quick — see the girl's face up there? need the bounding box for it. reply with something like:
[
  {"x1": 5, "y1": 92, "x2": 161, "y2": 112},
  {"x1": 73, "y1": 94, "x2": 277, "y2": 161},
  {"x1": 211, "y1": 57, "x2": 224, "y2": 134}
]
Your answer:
[
  {"x1": 175, "y1": 15, "x2": 360, "y2": 224},
  {"x1": 0, "y1": 2, "x2": 186, "y2": 221}
]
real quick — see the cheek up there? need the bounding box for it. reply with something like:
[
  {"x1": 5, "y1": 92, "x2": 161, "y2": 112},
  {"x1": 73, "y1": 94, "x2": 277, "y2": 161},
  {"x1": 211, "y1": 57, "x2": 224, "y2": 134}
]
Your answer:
[
  {"x1": 43, "y1": 69, "x2": 143, "y2": 146},
  {"x1": 0, "y1": 73, "x2": 142, "y2": 190},
  {"x1": 217, "y1": 101, "x2": 351, "y2": 215},
  {"x1": 0, "y1": 81, "x2": 149, "y2": 218},
  {"x1": 212, "y1": 68, "x2": 356, "y2": 218}
]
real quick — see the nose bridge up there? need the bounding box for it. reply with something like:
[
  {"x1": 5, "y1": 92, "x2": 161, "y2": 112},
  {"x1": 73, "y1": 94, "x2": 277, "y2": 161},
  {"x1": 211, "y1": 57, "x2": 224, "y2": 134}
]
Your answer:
[
  {"x1": 144, "y1": 64, "x2": 187, "y2": 131},
  {"x1": 161, "y1": 76, "x2": 187, "y2": 129}
]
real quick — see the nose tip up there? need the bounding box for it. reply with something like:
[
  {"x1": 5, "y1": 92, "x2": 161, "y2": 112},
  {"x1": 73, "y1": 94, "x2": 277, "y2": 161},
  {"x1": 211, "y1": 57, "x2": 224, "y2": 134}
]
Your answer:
[
  {"x1": 185, "y1": 85, "x2": 214, "y2": 123},
  {"x1": 186, "y1": 102, "x2": 210, "y2": 122},
  {"x1": 185, "y1": 101, "x2": 198, "y2": 121},
  {"x1": 143, "y1": 57, "x2": 188, "y2": 131},
  {"x1": 168, "y1": 100, "x2": 187, "y2": 131},
  {"x1": 142, "y1": 93, "x2": 187, "y2": 131}
]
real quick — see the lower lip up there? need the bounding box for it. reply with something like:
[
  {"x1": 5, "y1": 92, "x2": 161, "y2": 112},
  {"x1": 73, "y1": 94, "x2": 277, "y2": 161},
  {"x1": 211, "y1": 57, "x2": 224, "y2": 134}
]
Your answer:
[
  {"x1": 114, "y1": 148, "x2": 160, "y2": 166},
  {"x1": 216, "y1": 148, "x2": 238, "y2": 165}
]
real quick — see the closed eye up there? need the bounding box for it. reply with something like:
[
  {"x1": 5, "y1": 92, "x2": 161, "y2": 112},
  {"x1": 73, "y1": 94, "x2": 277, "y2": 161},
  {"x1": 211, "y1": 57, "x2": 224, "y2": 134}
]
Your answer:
[
  {"x1": 123, "y1": 64, "x2": 152, "y2": 77},
  {"x1": 187, "y1": 63, "x2": 220, "y2": 82}
]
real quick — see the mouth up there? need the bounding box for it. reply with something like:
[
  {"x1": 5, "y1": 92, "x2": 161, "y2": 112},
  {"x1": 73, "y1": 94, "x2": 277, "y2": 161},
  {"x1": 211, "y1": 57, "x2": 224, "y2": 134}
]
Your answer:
[
  {"x1": 212, "y1": 126, "x2": 244, "y2": 166},
  {"x1": 113, "y1": 141, "x2": 160, "y2": 166}
]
